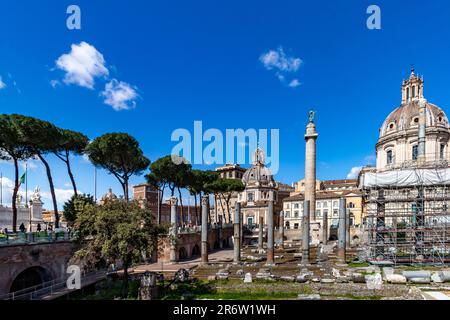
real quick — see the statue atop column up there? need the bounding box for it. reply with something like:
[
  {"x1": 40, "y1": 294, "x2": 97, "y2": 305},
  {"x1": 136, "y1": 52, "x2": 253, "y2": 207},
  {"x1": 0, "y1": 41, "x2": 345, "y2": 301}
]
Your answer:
[
  {"x1": 32, "y1": 186, "x2": 42, "y2": 203},
  {"x1": 308, "y1": 110, "x2": 315, "y2": 124}
]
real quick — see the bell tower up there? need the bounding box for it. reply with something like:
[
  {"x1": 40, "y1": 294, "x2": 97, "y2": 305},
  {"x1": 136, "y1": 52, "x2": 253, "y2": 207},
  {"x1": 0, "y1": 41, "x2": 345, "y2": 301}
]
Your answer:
[{"x1": 402, "y1": 68, "x2": 424, "y2": 104}]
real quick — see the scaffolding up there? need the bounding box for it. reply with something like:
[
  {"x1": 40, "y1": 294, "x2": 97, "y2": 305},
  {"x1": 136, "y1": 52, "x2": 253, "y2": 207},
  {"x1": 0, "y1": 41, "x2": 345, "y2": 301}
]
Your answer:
[{"x1": 361, "y1": 159, "x2": 450, "y2": 265}]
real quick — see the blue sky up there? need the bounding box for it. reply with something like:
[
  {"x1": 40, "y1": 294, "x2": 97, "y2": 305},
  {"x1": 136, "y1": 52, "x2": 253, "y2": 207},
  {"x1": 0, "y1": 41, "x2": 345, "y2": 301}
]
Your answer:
[{"x1": 1, "y1": 0, "x2": 450, "y2": 208}]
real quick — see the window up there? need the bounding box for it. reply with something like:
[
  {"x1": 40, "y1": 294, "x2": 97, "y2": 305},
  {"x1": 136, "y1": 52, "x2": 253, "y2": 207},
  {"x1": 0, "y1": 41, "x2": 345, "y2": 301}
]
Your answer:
[
  {"x1": 285, "y1": 221, "x2": 290, "y2": 229},
  {"x1": 285, "y1": 203, "x2": 290, "y2": 209},
  {"x1": 285, "y1": 211, "x2": 290, "y2": 218},
  {"x1": 333, "y1": 209, "x2": 339, "y2": 217},
  {"x1": 247, "y1": 217, "x2": 254, "y2": 226},
  {"x1": 406, "y1": 88, "x2": 410, "y2": 101},
  {"x1": 387, "y1": 150, "x2": 393, "y2": 164},
  {"x1": 294, "y1": 210, "x2": 299, "y2": 218},
  {"x1": 247, "y1": 192, "x2": 254, "y2": 202},
  {"x1": 412, "y1": 145, "x2": 418, "y2": 161},
  {"x1": 348, "y1": 202, "x2": 355, "y2": 208},
  {"x1": 323, "y1": 201, "x2": 328, "y2": 208},
  {"x1": 317, "y1": 202, "x2": 322, "y2": 208},
  {"x1": 440, "y1": 144, "x2": 445, "y2": 159},
  {"x1": 294, "y1": 223, "x2": 299, "y2": 230},
  {"x1": 412, "y1": 86, "x2": 416, "y2": 98},
  {"x1": 316, "y1": 210, "x2": 321, "y2": 218},
  {"x1": 333, "y1": 201, "x2": 338, "y2": 207},
  {"x1": 323, "y1": 209, "x2": 328, "y2": 217},
  {"x1": 294, "y1": 203, "x2": 299, "y2": 209}
]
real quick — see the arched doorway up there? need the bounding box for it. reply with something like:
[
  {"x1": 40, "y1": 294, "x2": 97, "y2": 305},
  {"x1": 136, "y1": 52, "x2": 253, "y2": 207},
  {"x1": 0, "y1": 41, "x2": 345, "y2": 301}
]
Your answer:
[
  {"x1": 10, "y1": 266, "x2": 52, "y2": 293},
  {"x1": 179, "y1": 247, "x2": 188, "y2": 260},
  {"x1": 191, "y1": 244, "x2": 200, "y2": 257}
]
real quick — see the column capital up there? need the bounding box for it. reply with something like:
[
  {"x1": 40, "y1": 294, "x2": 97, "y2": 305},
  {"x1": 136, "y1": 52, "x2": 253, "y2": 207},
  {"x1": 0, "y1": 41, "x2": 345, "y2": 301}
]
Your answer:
[
  {"x1": 201, "y1": 195, "x2": 209, "y2": 206},
  {"x1": 170, "y1": 197, "x2": 178, "y2": 206}
]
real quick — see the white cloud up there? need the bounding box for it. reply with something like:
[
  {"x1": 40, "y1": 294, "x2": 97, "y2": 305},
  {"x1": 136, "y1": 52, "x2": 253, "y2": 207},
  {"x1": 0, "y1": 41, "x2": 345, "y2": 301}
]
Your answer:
[
  {"x1": 50, "y1": 80, "x2": 60, "y2": 88},
  {"x1": 81, "y1": 154, "x2": 91, "y2": 163},
  {"x1": 260, "y1": 47, "x2": 302, "y2": 73},
  {"x1": 0, "y1": 176, "x2": 14, "y2": 201},
  {"x1": 288, "y1": 79, "x2": 301, "y2": 88},
  {"x1": 101, "y1": 79, "x2": 138, "y2": 111},
  {"x1": 259, "y1": 47, "x2": 303, "y2": 88},
  {"x1": 55, "y1": 41, "x2": 109, "y2": 89},
  {"x1": 21, "y1": 160, "x2": 39, "y2": 172},
  {"x1": 347, "y1": 166, "x2": 363, "y2": 179},
  {"x1": 42, "y1": 188, "x2": 78, "y2": 205},
  {"x1": 0, "y1": 76, "x2": 6, "y2": 89}
]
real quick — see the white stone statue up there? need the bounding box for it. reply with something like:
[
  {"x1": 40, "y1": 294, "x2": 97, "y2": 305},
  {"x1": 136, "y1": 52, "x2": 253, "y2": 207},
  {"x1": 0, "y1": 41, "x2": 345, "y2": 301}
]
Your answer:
[
  {"x1": 16, "y1": 194, "x2": 23, "y2": 207},
  {"x1": 32, "y1": 186, "x2": 42, "y2": 202}
]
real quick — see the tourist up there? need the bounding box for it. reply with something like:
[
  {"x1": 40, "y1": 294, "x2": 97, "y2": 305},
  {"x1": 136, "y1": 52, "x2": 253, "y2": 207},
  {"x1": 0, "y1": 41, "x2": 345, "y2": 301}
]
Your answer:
[
  {"x1": 37, "y1": 223, "x2": 41, "y2": 232},
  {"x1": 19, "y1": 223, "x2": 26, "y2": 233}
]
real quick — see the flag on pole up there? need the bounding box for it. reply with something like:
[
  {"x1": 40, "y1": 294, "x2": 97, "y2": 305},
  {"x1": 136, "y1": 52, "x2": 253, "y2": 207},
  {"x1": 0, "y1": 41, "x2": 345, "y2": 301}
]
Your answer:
[{"x1": 19, "y1": 172, "x2": 26, "y2": 186}]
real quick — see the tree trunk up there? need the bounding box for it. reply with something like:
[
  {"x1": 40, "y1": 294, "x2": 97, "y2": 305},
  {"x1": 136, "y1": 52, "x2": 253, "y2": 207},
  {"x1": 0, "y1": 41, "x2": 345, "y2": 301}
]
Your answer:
[
  {"x1": 218, "y1": 193, "x2": 226, "y2": 223},
  {"x1": 157, "y1": 187, "x2": 164, "y2": 225},
  {"x1": 194, "y1": 194, "x2": 198, "y2": 225},
  {"x1": 37, "y1": 153, "x2": 59, "y2": 228},
  {"x1": 65, "y1": 151, "x2": 77, "y2": 196},
  {"x1": 214, "y1": 194, "x2": 218, "y2": 224},
  {"x1": 122, "y1": 258, "x2": 130, "y2": 298},
  {"x1": 225, "y1": 194, "x2": 231, "y2": 224},
  {"x1": 123, "y1": 176, "x2": 129, "y2": 202},
  {"x1": 177, "y1": 187, "x2": 184, "y2": 225},
  {"x1": 12, "y1": 157, "x2": 19, "y2": 233}
]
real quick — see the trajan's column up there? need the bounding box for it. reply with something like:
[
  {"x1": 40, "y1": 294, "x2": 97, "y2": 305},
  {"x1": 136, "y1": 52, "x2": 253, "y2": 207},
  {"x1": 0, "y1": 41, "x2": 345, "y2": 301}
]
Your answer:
[{"x1": 304, "y1": 110, "x2": 320, "y2": 243}]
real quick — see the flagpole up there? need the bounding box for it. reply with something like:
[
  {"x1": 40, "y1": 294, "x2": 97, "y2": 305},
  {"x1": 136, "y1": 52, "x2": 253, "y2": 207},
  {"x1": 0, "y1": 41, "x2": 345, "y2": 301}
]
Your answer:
[{"x1": 25, "y1": 162, "x2": 28, "y2": 208}]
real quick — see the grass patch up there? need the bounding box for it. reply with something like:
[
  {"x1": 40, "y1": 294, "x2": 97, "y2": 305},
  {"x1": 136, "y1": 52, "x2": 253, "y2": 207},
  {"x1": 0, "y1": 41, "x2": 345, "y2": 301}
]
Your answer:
[
  {"x1": 322, "y1": 294, "x2": 383, "y2": 300},
  {"x1": 347, "y1": 262, "x2": 370, "y2": 268},
  {"x1": 196, "y1": 291, "x2": 299, "y2": 300}
]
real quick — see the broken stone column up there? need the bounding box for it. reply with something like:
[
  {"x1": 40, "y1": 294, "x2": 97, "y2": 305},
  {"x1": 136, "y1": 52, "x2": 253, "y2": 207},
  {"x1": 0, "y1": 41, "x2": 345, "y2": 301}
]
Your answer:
[
  {"x1": 266, "y1": 200, "x2": 274, "y2": 265},
  {"x1": 322, "y1": 207, "x2": 328, "y2": 245},
  {"x1": 169, "y1": 196, "x2": 178, "y2": 263},
  {"x1": 346, "y1": 208, "x2": 350, "y2": 247},
  {"x1": 240, "y1": 209, "x2": 243, "y2": 247},
  {"x1": 279, "y1": 211, "x2": 284, "y2": 249},
  {"x1": 258, "y1": 216, "x2": 264, "y2": 249},
  {"x1": 201, "y1": 195, "x2": 209, "y2": 264},
  {"x1": 233, "y1": 202, "x2": 241, "y2": 263},
  {"x1": 301, "y1": 200, "x2": 310, "y2": 264},
  {"x1": 337, "y1": 197, "x2": 347, "y2": 263}
]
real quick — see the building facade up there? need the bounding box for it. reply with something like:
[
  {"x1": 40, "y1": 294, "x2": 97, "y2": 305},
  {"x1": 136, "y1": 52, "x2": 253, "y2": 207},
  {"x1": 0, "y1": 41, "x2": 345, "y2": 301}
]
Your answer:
[
  {"x1": 360, "y1": 70, "x2": 450, "y2": 263},
  {"x1": 212, "y1": 164, "x2": 247, "y2": 224},
  {"x1": 283, "y1": 179, "x2": 363, "y2": 241},
  {"x1": 132, "y1": 184, "x2": 200, "y2": 226}
]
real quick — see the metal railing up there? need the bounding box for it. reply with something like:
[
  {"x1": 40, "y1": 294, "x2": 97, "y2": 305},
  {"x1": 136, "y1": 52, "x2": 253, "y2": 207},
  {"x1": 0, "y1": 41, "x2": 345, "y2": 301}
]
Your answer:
[
  {"x1": 0, "y1": 231, "x2": 75, "y2": 246},
  {"x1": 0, "y1": 270, "x2": 107, "y2": 301}
]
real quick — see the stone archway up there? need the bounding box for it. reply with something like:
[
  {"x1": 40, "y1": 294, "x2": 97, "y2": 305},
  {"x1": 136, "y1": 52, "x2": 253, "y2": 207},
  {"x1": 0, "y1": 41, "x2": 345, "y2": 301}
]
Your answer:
[
  {"x1": 179, "y1": 247, "x2": 188, "y2": 260},
  {"x1": 191, "y1": 244, "x2": 200, "y2": 257},
  {"x1": 9, "y1": 266, "x2": 52, "y2": 293}
]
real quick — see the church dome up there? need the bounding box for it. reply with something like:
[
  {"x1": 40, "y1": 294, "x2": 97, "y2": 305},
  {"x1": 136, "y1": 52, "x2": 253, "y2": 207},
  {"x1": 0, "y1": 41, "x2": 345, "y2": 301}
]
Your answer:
[
  {"x1": 242, "y1": 148, "x2": 277, "y2": 188},
  {"x1": 379, "y1": 69, "x2": 449, "y2": 139},
  {"x1": 100, "y1": 188, "x2": 118, "y2": 204},
  {"x1": 380, "y1": 100, "x2": 449, "y2": 138}
]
